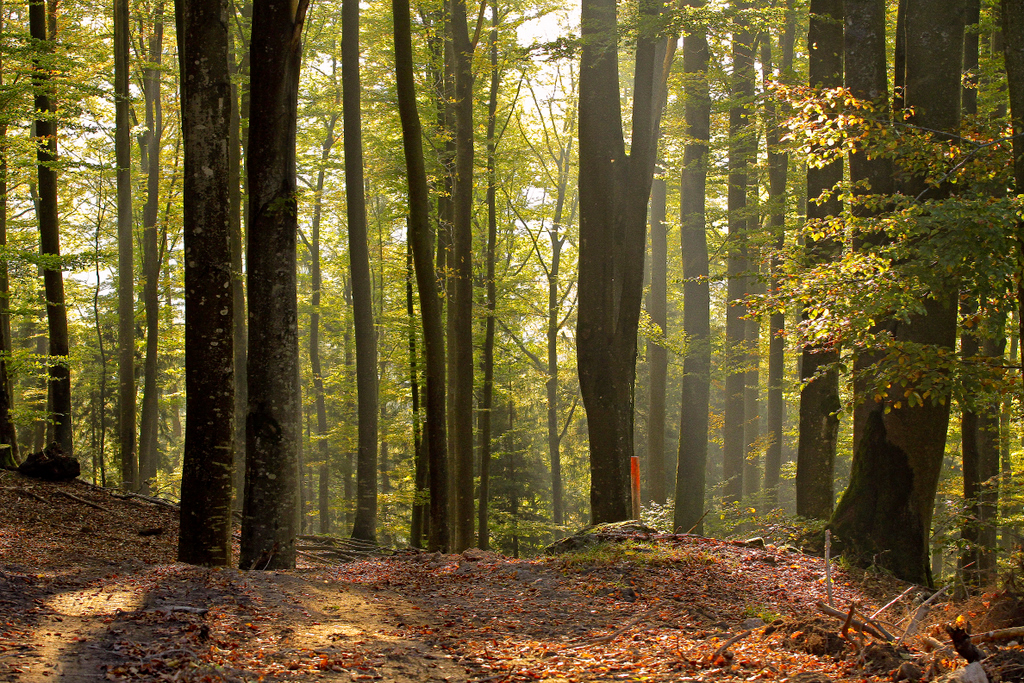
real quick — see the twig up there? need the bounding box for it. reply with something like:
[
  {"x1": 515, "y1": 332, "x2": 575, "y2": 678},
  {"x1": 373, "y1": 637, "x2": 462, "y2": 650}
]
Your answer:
[
  {"x1": 896, "y1": 584, "x2": 950, "y2": 647},
  {"x1": 9, "y1": 487, "x2": 48, "y2": 503},
  {"x1": 55, "y1": 489, "x2": 110, "y2": 512},
  {"x1": 711, "y1": 629, "x2": 753, "y2": 660},
  {"x1": 824, "y1": 530, "x2": 834, "y2": 608},
  {"x1": 816, "y1": 601, "x2": 894, "y2": 641},
  {"x1": 840, "y1": 602, "x2": 866, "y2": 658},
  {"x1": 681, "y1": 509, "x2": 710, "y2": 535},
  {"x1": 871, "y1": 585, "x2": 917, "y2": 620},
  {"x1": 569, "y1": 613, "x2": 646, "y2": 649}
]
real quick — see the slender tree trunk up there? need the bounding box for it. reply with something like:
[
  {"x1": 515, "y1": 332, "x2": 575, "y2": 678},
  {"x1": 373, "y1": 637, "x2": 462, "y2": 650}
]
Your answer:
[
  {"x1": 674, "y1": 3, "x2": 711, "y2": 534},
  {"x1": 1004, "y1": 0, "x2": 1024, "y2": 409},
  {"x1": 309, "y1": 105, "x2": 338, "y2": 535},
  {"x1": 647, "y1": 174, "x2": 668, "y2": 506},
  {"x1": 139, "y1": 5, "x2": 164, "y2": 494},
  {"x1": 796, "y1": 0, "x2": 844, "y2": 520},
  {"x1": 240, "y1": 0, "x2": 308, "y2": 570},
  {"x1": 408, "y1": 239, "x2": 428, "y2": 548},
  {"x1": 114, "y1": 0, "x2": 135, "y2": 489},
  {"x1": 393, "y1": 0, "x2": 449, "y2": 551},
  {"x1": 832, "y1": 0, "x2": 964, "y2": 585},
  {"x1": 723, "y1": 13, "x2": 754, "y2": 505},
  {"x1": 93, "y1": 226, "x2": 107, "y2": 486},
  {"x1": 577, "y1": 0, "x2": 664, "y2": 524},
  {"x1": 763, "y1": 8, "x2": 796, "y2": 505},
  {"x1": 478, "y1": 5, "x2": 499, "y2": 550},
  {"x1": 30, "y1": 0, "x2": 71, "y2": 456},
  {"x1": 0, "y1": 6, "x2": 17, "y2": 468},
  {"x1": 176, "y1": 0, "x2": 236, "y2": 567},
  {"x1": 343, "y1": 0, "x2": 379, "y2": 543}
]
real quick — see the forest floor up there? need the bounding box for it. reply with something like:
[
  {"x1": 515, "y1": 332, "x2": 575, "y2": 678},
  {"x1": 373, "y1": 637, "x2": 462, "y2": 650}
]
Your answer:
[{"x1": 2, "y1": 470, "x2": 1023, "y2": 683}]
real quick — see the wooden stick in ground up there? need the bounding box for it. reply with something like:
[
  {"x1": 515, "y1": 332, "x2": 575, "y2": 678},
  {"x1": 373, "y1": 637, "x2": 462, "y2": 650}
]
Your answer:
[
  {"x1": 824, "y1": 530, "x2": 834, "y2": 608},
  {"x1": 711, "y1": 629, "x2": 752, "y2": 660},
  {"x1": 817, "y1": 601, "x2": 894, "y2": 641},
  {"x1": 55, "y1": 489, "x2": 110, "y2": 511},
  {"x1": 840, "y1": 602, "x2": 865, "y2": 655}
]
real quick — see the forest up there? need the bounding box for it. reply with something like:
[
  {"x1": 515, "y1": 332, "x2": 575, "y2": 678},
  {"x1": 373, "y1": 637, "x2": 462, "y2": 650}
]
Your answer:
[{"x1": 0, "y1": 0, "x2": 1022, "y2": 591}]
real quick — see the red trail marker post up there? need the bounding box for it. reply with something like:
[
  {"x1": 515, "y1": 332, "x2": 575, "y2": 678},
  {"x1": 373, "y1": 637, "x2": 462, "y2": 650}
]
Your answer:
[{"x1": 631, "y1": 456, "x2": 641, "y2": 520}]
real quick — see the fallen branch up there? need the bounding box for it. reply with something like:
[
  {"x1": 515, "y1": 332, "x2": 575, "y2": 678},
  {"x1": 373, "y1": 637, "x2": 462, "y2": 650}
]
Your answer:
[
  {"x1": 8, "y1": 487, "x2": 48, "y2": 503},
  {"x1": 871, "y1": 585, "x2": 917, "y2": 620},
  {"x1": 896, "y1": 585, "x2": 950, "y2": 647},
  {"x1": 816, "y1": 601, "x2": 894, "y2": 641},
  {"x1": 970, "y1": 626, "x2": 1024, "y2": 643},
  {"x1": 55, "y1": 489, "x2": 110, "y2": 512},
  {"x1": 711, "y1": 629, "x2": 753, "y2": 660}
]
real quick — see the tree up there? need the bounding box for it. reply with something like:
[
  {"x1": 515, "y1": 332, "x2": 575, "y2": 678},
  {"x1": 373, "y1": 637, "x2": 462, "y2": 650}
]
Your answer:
[
  {"x1": 176, "y1": 0, "x2": 236, "y2": 567},
  {"x1": 577, "y1": 0, "x2": 664, "y2": 524},
  {"x1": 0, "y1": 0, "x2": 18, "y2": 469},
  {"x1": 795, "y1": 0, "x2": 843, "y2": 520},
  {"x1": 114, "y1": 0, "x2": 135, "y2": 491},
  {"x1": 239, "y1": 0, "x2": 309, "y2": 570},
  {"x1": 392, "y1": 0, "x2": 449, "y2": 551},
  {"x1": 344, "y1": 0, "x2": 379, "y2": 543},
  {"x1": 674, "y1": 1, "x2": 712, "y2": 534},
  {"x1": 830, "y1": 0, "x2": 965, "y2": 584},
  {"x1": 30, "y1": 0, "x2": 72, "y2": 456}
]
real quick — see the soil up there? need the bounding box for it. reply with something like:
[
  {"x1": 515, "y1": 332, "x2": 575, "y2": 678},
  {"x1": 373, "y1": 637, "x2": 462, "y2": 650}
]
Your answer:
[{"x1": 1, "y1": 470, "x2": 1021, "y2": 682}]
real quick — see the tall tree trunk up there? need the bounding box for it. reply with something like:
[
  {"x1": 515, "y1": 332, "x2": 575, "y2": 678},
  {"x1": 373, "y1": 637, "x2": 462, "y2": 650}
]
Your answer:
[
  {"x1": 139, "y1": 5, "x2": 164, "y2": 494},
  {"x1": 647, "y1": 174, "x2": 668, "y2": 506},
  {"x1": 176, "y1": 0, "x2": 236, "y2": 567},
  {"x1": 1004, "y1": 0, "x2": 1024, "y2": 446},
  {"x1": 831, "y1": 0, "x2": 965, "y2": 585},
  {"x1": 344, "y1": 0, "x2": 379, "y2": 543},
  {"x1": 743, "y1": 154, "x2": 761, "y2": 499},
  {"x1": 723, "y1": 12, "x2": 755, "y2": 505},
  {"x1": 31, "y1": 0, "x2": 71, "y2": 456},
  {"x1": 447, "y1": 0, "x2": 475, "y2": 551},
  {"x1": 408, "y1": 239, "x2": 427, "y2": 548},
  {"x1": 0, "y1": 5, "x2": 17, "y2": 468},
  {"x1": 393, "y1": 0, "x2": 449, "y2": 551},
  {"x1": 309, "y1": 103, "x2": 338, "y2": 535},
  {"x1": 240, "y1": 0, "x2": 308, "y2": 570},
  {"x1": 93, "y1": 223, "x2": 108, "y2": 486},
  {"x1": 796, "y1": 0, "x2": 844, "y2": 520},
  {"x1": 763, "y1": 7, "x2": 796, "y2": 505},
  {"x1": 115, "y1": 0, "x2": 135, "y2": 490},
  {"x1": 674, "y1": 3, "x2": 711, "y2": 533},
  {"x1": 478, "y1": 4, "x2": 499, "y2": 550},
  {"x1": 577, "y1": 0, "x2": 664, "y2": 524}
]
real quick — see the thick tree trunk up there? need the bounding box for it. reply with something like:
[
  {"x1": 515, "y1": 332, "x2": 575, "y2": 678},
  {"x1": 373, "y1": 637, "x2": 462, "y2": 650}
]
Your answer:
[
  {"x1": 674, "y1": 5, "x2": 711, "y2": 534},
  {"x1": 393, "y1": 0, "x2": 449, "y2": 551},
  {"x1": 176, "y1": 0, "x2": 236, "y2": 567},
  {"x1": 408, "y1": 240, "x2": 427, "y2": 548},
  {"x1": 139, "y1": 7, "x2": 164, "y2": 494},
  {"x1": 577, "y1": 0, "x2": 663, "y2": 524},
  {"x1": 723, "y1": 14, "x2": 754, "y2": 505},
  {"x1": 240, "y1": 0, "x2": 308, "y2": 570},
  {"x1": 832, "y1": 0, "x2": 964, "y2": 585},
  {"x1": 343, "y1": 0, "x2": 378, "y2": 543},
  {"x1": 114, "y1": 0, "x2": 135, "y2": 490},
  {"x1": 796, "y1": 0, "x2": 844, "y2": 520},
  {"x1": 31, "y1": 0, "x2": 72, "y2": 457}
]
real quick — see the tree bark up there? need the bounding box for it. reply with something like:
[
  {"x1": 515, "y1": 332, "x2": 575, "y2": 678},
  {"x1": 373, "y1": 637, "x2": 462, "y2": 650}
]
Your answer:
[
  {"x1": 114, "y1": 0, "x2": 135, "y2": 490},
  {"x1": 1004, "y1": 0, "x2": 1024, "y2": 420},
  {"x1": 139, "y1": 4, "x2": 165, "y2": 494},
  {"x1": 0, "y1": 6, "x2": 17, "y2": 469},
  {"x1": 796, "y1": 0, "x2": 844, "y2": 520},
  {"x1": 831, "y1": 0, "x2": 964, "y2": 585},
  {"x1": 176, "y1": 0, "x2": 236, "y2": 567},
  {"x1": 723, "y1": 12, "x2": 755, "y2": 505},
  {"x1": 647, "y1": 174, "x2": 668, "y2": 506},
  {"x1": 577, "y1": 0, "x2": 664, "y2": 524},
  {"x1": 674, "y1": 3, "x2": 711, "y2": 534},
  {"x1": 344, "y1": 0, "x2": 379, "y2": 543},
  {"x1": 240, "y1": 0, "x2": 308, "y2": 570},
  {"x1": 393, "y1": 0, "x2": 449, "y2": 551}
]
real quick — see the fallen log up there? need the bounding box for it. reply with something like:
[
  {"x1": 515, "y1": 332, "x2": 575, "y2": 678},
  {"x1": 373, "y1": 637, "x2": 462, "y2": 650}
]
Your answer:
[{"x1": 816, "y1": 601, "x2": 894, "y2": 641}]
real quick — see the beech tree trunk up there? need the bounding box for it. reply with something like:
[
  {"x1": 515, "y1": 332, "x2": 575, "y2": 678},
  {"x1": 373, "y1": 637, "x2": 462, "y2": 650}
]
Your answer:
[
  {"x1": 138, "y1": 6, "x2": 164, "y2": 494},
  {"x1": 674, "y1": 2, "x2": 711, "y2": 534},
  {"x1": 577, "y1": 0, "x2": 664, "y2": 524},
  {"x1": 240, "y1": 0, "x2": 308, "y2": 570},
  {"x1": 796, "y1": 0, "x2": 844, "y2": 520},
  {"x1": 114, "y1": 0, "x2": 135, "y2": 490},
  {"x1": 31, "y1": 0, "x2": 72, "y2": 456},
  {"x1": 647, "y1": 175, "x2": 668, "y2": 506},
  {"x1": 1004, "y1": 0, "x2": 1024, "y2": 413},
  {"x1": 176, "y1": 0, "x2": 235, "y2": 567},
  {"x1": 393, "y1": 0, "x2": 449, "y2": 551},
  {"x1": 344, "y1": 0, "x2": 379, "y2": 543},
  {"x1": 831, "y1": 0, "x2": 964, "y2": 585},
  {"x1": 0, "y1": 9, "x2": 17, "y2": 469}
]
